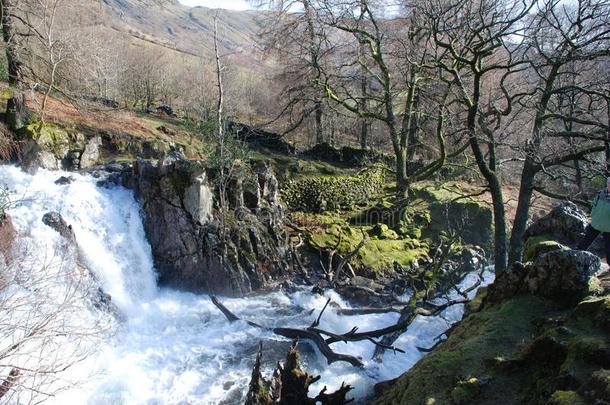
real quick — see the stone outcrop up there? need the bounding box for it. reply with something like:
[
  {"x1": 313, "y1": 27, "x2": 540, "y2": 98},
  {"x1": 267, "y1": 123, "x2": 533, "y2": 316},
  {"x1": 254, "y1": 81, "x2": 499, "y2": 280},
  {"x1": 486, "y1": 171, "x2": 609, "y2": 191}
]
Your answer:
[
  {"x1": 525, "y1": 201, "x2": 589, "y2": 248},
  {"x1": 18, "y1": 124, "x2": 102, "y2": 172},
  {"x1": 303, "y1": 142, "x2": 394, "y2": 168},
  {"x1": 485, "y1": 248, "x2": 600, "y2": 306},
  {"x1": 122, "y1": 158, "x2": 289, "y2": 296}
]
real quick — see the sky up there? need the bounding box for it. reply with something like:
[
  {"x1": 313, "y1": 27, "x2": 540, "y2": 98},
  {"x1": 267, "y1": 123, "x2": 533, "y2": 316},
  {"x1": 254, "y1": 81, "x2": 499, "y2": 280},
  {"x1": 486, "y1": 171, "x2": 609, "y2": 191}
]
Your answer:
[{"x1": 178, "y1": 0, "x2": 254, "y2": 10}]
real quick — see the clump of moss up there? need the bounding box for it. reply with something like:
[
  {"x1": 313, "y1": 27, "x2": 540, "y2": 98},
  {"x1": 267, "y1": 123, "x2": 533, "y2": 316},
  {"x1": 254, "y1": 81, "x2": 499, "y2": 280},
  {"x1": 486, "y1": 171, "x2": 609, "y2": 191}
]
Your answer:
[
  {"x1": 309, "y1": 222, "x2": 428, "y2": 272},
  {"x1": 523, "y1": 235, "x2": 565, "y2": 262},
  {"x1": 547, "y1": 390, "x2": 587, "y2": 405}
]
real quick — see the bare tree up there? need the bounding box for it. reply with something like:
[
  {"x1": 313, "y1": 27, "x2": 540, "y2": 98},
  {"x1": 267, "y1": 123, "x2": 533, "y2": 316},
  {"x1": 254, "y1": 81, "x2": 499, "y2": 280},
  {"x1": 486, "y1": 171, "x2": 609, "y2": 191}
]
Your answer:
[
  {"x1": 254, "y1": 0, "x2": 331, "y2": 145},
  {"x1": 507, "y1": 0, "x2": 610, "y2": 264},
  {"x1": 0, "y1": 220, "x2": 108, "y2": 403},
  {"x1": 422, "y1": 0, "x2": 536, "y2": 271}
]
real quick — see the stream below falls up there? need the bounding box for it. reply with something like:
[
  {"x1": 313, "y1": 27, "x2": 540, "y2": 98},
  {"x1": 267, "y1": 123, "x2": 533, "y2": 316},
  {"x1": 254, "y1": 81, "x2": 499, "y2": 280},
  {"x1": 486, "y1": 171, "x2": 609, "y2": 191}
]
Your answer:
[{"x1": 0, "y1": 165, "x2": 493, "y2": 404}]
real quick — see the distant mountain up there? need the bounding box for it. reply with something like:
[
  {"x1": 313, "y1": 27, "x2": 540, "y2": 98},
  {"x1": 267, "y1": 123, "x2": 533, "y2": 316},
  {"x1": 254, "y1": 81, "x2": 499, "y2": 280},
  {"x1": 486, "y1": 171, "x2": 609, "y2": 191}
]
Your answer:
[{"x1": 97, "y1": 0, "x2": 268, "y2": 66}]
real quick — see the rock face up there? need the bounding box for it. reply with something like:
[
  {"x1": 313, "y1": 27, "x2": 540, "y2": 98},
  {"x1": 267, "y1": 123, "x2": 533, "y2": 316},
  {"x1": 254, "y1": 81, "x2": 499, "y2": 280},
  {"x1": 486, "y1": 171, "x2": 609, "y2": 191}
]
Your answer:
[
  {"x1": 123, "y1": 158, "x2": 289, "y2": 296},
  {"x1": 485, "y1": 248, "x2": 600, "y2": 306},
  {"x1": 524, "y1": 201, "x2": 589, "y2": 247},
  {"x1": 18, "y1": 124, "x2": 102, "y2": 172}
]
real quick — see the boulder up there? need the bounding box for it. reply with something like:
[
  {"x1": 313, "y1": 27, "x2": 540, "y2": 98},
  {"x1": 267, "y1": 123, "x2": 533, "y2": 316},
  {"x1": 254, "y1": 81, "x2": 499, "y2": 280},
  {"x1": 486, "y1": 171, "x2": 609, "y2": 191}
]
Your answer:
[
  {"x1": 525, "y1": 202, "x2": 588, "y2": 248},
  {"x1": 485, "y1": 249, "x2": 600, "y2": 307},
  {"x1": 42, "y1": 212, "x2": 75, "y2": 241},
  {"x1": 79, "y1": 136, "x2": 101, "y2": 169},
  {"x1": 228, "y1": 121, "x2": 295, "y2": 155},
  {"x1": 54, "y1": 175, "x2": 74, "y2": 185}
]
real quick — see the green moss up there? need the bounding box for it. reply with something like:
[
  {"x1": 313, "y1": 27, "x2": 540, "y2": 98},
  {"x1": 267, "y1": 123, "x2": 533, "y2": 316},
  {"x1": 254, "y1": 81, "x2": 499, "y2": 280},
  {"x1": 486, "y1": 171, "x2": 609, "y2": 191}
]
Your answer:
[
  {"x1": 375, "y1": 296, "x2": 558, "y2": 404},
  {"x1": 371, "y1": 223, "x2": 399, "y2": 240},
  {"x1": 19, "y1": 122, "x2": 81, "y2": 157},
  {"x1": 308, "y1": 221, "x2": 428, "y2": 273},
  {"x1": 523, "y1": 235, "x2": 564, "y2": 262},
  {"x1": 465, "y1": 286, "x2": 488, "y2": 315},
  {"x1": 0, "y1": 88, "x2": 13, "y2": 100},
  {"x1": 547, "y1": 390, "x2": 586, "y2": 405}
]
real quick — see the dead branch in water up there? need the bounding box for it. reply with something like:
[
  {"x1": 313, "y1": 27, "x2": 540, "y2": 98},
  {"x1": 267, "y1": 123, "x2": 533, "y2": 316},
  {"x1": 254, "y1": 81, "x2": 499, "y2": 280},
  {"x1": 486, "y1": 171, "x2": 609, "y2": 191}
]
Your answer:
[{"x1": 210, "y1": 293, "x2": 468, "y2": 367}]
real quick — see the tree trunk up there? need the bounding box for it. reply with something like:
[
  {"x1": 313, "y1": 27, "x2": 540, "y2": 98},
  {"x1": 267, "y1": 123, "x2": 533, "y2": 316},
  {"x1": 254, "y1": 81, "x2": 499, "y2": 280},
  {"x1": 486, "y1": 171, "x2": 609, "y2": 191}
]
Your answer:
[
  {"x1": 314, "y1": 100, "x2": 324, "y2": 144},
  {"x1": 508, "y1": 160, "x2": 537, "y2": 265},
  {"x1": 396, "y1": 146, "x2": 408, "y2": 197},
  {"x1": 466, "y1": 74, "x2": 507, "y2": 272},
  {"x1": 1, "y1": 0, "x2": 29, "y2": 131}
]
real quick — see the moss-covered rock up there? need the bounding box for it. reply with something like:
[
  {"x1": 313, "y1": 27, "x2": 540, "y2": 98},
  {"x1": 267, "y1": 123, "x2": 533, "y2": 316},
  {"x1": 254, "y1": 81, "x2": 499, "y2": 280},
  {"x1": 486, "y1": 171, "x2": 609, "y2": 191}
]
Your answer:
[
  {"x1": 375, "y1": 291, "x2": 610, "y2": 404},
  {"x1": 413, "y1": 183, "x2": 493, "y2": 249},
  {"x1": 308, "y1": 222, "x2": 428, "y2": 273},
  {"x1": 547, "y1": 390, "x2": 586, "y2": 405},
  {"x1": 523, "y1": 235, "x2": 565, "y2": 262},
  {"x1": 375, "y1": 241, "x2": 610, "y2": 405}
]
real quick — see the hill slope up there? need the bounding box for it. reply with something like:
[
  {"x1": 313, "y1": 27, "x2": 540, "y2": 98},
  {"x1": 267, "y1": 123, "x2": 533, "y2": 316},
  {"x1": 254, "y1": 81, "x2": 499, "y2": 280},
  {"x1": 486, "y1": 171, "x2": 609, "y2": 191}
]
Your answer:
[{"x1": 85, "y1": 0, "x2": 269, "y2": 70}]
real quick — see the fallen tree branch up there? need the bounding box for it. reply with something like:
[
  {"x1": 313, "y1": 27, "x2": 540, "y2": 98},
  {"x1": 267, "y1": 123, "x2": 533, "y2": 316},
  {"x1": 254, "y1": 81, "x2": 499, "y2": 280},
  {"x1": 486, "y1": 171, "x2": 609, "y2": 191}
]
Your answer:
[{"x1": 210, "y1": 296, "x2": 364, "y2": 367}]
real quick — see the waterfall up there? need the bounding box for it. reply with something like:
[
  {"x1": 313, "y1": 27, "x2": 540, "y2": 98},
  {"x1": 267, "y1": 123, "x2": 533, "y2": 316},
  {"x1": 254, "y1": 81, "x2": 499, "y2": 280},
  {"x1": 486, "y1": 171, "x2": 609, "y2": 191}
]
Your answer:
[{"x1": 0, "y1": 165, "x2": 493, "y2": 404}]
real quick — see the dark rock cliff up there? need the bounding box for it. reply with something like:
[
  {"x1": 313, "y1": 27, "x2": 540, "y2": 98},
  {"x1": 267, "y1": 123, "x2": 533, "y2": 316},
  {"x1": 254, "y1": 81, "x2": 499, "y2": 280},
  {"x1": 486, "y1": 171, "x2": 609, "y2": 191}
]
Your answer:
[{"x1": 122, "y1": 157, "x2": 290, "y2": 296}]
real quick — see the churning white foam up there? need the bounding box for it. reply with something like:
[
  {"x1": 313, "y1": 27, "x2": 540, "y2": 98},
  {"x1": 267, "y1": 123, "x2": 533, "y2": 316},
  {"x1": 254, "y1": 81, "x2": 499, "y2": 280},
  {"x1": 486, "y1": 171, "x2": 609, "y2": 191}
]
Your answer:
[{"x1": 0, "y1": 165, "x2": 493, "y2": 404}]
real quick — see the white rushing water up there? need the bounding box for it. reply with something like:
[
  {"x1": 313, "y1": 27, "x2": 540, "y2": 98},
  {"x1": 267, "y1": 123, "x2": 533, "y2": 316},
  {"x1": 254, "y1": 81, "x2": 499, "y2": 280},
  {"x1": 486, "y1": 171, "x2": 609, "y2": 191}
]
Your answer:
[{"x1": 0, "y1": 165, "x2": 493, "y2": 404}]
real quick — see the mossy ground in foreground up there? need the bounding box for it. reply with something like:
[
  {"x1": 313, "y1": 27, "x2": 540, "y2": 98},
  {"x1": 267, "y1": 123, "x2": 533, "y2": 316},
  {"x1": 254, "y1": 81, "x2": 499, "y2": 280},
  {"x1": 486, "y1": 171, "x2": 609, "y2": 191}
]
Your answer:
[{"x1": 375, "y1": 292, "x2": 610, "y2": 405}]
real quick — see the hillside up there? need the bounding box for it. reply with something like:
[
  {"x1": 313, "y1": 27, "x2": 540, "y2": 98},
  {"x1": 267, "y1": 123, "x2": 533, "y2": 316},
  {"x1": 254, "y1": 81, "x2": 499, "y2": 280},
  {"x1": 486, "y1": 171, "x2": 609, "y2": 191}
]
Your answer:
[{"x1": 81, "y1": 0, "x2": 271, "y2": 72}]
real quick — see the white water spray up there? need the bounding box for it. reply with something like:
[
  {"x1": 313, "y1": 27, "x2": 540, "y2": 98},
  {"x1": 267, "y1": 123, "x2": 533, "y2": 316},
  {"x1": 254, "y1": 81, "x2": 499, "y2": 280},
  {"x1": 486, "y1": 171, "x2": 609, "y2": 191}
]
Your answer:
[{"x1": 0, "y1": 165, "x2": 492, "y2": 404}]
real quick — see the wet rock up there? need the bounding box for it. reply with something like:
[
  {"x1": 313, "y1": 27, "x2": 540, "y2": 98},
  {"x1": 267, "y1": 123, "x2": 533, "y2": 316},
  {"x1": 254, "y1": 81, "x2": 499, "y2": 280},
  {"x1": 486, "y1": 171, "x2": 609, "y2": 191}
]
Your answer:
[
  {"x1": 42, "y1": 212, "x2": 75, "y2": 241},
  {"x1": 54, "y1": 176, "x2": 74, "y2": 185},
  {"x1": 20, "y1": 139, "x2": 58, "y2": 172},
  {"x1": 104, "y1": 162, "x2": 126, "y2": 173}
]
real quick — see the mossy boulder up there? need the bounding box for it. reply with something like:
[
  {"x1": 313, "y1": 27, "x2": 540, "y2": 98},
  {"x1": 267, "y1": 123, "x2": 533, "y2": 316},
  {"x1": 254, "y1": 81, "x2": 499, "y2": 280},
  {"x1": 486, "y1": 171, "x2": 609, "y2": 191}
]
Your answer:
[
  {"x1": 371, "y1": 223, "x2": 399, "y2": 240},
  {"x1": 309, "y1": 222, "x2": 428, "y2": 273},
  {"x1": 413, "y1": 184, "x2": 493, "y2": 249},
  {"x1": 523, "y1": 235, "x2": 565, "y2": 262}
]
